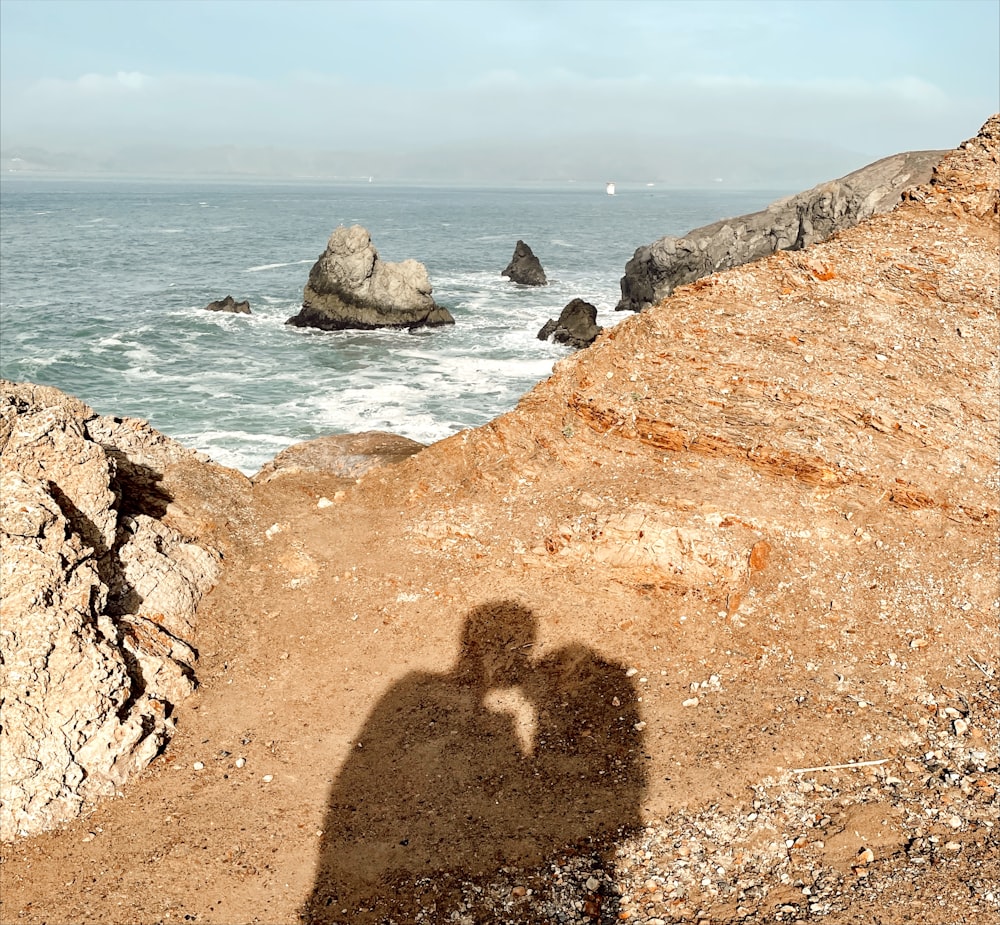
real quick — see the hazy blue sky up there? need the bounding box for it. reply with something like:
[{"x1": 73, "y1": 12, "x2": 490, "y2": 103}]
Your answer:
[{"x1": 1, "y1": 0, "x2": 997, "y2": 182}]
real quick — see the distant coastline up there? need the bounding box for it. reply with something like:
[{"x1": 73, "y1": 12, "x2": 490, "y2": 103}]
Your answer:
[{"x1": 0, "y1": 132, "x2": 883, "y2": 191}]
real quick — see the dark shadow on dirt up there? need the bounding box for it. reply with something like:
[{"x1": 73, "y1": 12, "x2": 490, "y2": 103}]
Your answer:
[{"x1": 301, "y1": 600, "x2": 647, "y2": 924}]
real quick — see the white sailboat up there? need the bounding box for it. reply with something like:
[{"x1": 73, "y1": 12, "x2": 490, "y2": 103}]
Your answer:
[{"x1": 606, "y1": 181, "x2": 616, "y2": 195}]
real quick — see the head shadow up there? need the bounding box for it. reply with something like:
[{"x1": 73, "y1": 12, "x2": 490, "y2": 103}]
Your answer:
[{"x1": 301, "y1": 599, "x2": 647, "y2": 923}]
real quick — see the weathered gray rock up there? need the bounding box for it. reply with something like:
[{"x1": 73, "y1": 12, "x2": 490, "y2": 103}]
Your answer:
[
  {"x1": 0, "y1": 381, "x2": 223, "y2": 841},
  {"x1": 502, "y1": 240, "x2": 547, "y2": 286},
  {"x1": 204, "y1": 295, "x2": 251, "y2": 314},
  {"x1": 616, "y1": 149, "x2": 946, "y2": 312},
  {"x1": 253, "y1": 431, "x2": 425, "y2": 483},
  {"x1": 537, "y1": 298, "x2": 602, "y2": 349},
  {"x1": 286, "y1": 226, "x2": 454, "y2": 331}
]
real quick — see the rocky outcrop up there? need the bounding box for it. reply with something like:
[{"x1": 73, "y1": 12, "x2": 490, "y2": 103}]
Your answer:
[
  {"x1": 0, "y1": 381, "x2": 226, "y2": 841},
  {"x1": 616, "y1": 149, "x2": 945, "y2": 312},
  {"x1": 502, "y1": 240, "x2": 547, "y2": 286},
  {"x1": 537, "y1": 298, "x2": 602, "y2": 349},
  {"x1": 253, "y1": 431, "x2": 425, "y2": 483},
  {"x1": 286, "y1": 226, "x2": 454, "y2": 331},
  {"x1": 204, "y1": 296, "x2": 251, "y2": 314}
]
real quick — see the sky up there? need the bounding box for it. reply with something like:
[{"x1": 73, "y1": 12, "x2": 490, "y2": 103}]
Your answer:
[{"x1": 1, "y1": 0, "x2": 997, "y2": 184}]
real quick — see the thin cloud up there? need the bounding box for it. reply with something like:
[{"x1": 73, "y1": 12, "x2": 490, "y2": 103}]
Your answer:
[
  {"x1": 681, "y1": 72, "x2": 948, "y2": 105},
  {"x1": 71, "y1": 71, "x2": 151, "y2": 92}
]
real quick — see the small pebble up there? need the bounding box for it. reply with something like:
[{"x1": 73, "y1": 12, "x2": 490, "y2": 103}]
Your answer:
[
  {"x1": 235, "y1": 757, "x2": 246, "y2": 768},
  {"x1": 262, "y1": 774, "x2": 274, "y2": 783},
  {"x1": 683, "y1": 697, "x2": 700, "y2": 708},
  {"x1": 192, "y1": 761, "x2": 205, "y2": 771}
]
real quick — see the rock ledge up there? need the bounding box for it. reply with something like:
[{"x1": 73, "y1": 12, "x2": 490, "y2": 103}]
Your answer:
[{"x1": 617, "y1": 149, "x2": 945, "y2": 312}]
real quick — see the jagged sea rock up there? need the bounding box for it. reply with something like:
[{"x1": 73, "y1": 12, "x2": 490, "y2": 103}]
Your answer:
[
  {"x1": 0, "y1": 381, "x2": 228, "y2": 841},
  {"x1": 537, "y1": 298, "x2": 602, "y2": 349},
  {"x1": 616, "y1": 149, "x2": 945, "y2": 312},
  {"x1": 204, "y1": 295, "x2": 251, "y2": 314},
  {"x1": 253, "y1": 431, "x2": 425, "y2": 483},
  {"x1": 286, "y1": 225, "x2": 454, "y2": 331},
  {"x1": 502, "y1": 240, "x2": 548, "y2": 286}
]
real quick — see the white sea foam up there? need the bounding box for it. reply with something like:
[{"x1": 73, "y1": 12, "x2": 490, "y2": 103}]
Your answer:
[{"x1": 188, "y1": 429, "x2": 293, "y2": 446}]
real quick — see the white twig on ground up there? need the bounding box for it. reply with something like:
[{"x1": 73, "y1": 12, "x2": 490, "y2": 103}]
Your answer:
[
  {"x1": 968, "y1": 655, "x2": 993, "y2": 677},
  {"x1": 790, "y1": 758, "x2": 891, "y2": 774}
]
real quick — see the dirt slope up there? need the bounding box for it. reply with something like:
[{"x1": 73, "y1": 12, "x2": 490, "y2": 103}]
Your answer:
[{"x1": 1, "y1": 118, "x2": 997, "y2": 925}]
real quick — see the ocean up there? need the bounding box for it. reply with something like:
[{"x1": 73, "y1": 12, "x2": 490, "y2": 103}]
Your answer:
[{"x1": 0, "y1": 178, "x2": 784, "y2": 474}]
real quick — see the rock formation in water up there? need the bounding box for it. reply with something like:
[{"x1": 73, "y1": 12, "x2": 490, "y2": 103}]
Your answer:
[
  {"x1": 502, "y1": 240, "x2": 548, "y2": 286},
  {"x1": 204, "y1": 296, "x2": 251, "y2": 314},
  {"x1": 537, "y1": 298, "x2": 602, "y2": 349},
  {"x1": 286, "y1": 225, "x2": 454, "y2": 331},
  {"x1": 616, "y1": 149, "x2": 945, "y2": 312},
  {"x1": 0, "y1": 381, "x2": 249, "y2": 841}
]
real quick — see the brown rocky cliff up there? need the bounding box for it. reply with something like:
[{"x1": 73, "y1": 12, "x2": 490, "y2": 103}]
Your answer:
[{"x1": 1, "y1": 117, "x2": 997, "y2": 924}]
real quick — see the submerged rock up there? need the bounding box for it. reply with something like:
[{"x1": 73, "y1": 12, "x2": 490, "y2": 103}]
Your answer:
[
  {"x1": 616, "y1": 149, "x2": 945, "y2": 312},
  {"x1": 502, "y1": 240, "x2": 548, "y2": 286},
  {"x1": 286, "y1": 225, "x2": 454, "y2": 331},
  {"x1": 537, "y1": 298, "x2": 602, "y2": 349},
  {"x1": 0, "y1": 381, "x2": 226, "y2": 841},
  {"x1": 204, "y1": 295, "x2": 251, "y2": 314}
]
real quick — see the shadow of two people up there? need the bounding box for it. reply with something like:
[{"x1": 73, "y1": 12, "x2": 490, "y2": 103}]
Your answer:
[{"x1": 301, "y1": 600, "x2": 647, "y2": 923}]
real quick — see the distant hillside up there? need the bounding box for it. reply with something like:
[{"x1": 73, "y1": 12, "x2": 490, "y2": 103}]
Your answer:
[{"x1": 1, "y1": 131, "x2": 873, "y2": 189}]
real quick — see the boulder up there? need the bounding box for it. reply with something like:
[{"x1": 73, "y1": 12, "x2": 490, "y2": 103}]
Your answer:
[
  {"x1": 204, "y1": 295, "x2": 251, "y2": 314},
  {"x1": 502, "y1": 240, "x2": 548, "y2": 286},
  {"x1": 537, "y1": 298, "x2": 603, "y2": 349},
  {"x1": 0, "y1": 381, "x2": 224, "y2": 841},
  {"x1": 253, "y1": 431, "x2": 426, "y2": 483},
  {"x1": 286, "y1": 226, "x2": 454, "y2": 331},
  {"x1": 616, "y1": 149, "x2": 945, "y2": 312}
]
